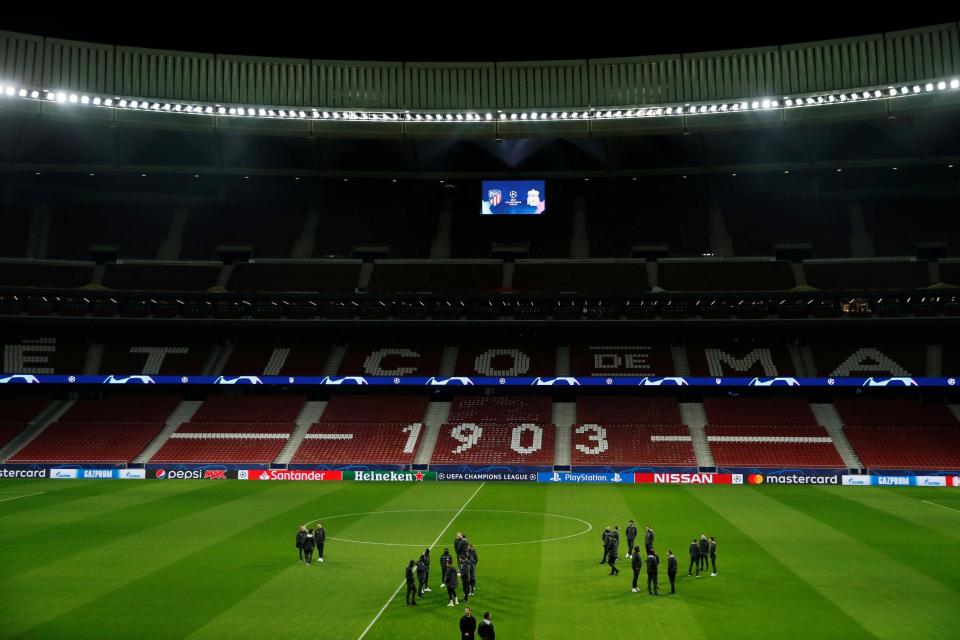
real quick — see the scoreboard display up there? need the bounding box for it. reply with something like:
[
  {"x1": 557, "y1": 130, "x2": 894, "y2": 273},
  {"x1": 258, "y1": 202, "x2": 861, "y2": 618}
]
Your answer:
[{"x1": 481, "y1": 180, "x2": 546, "y2": 215}]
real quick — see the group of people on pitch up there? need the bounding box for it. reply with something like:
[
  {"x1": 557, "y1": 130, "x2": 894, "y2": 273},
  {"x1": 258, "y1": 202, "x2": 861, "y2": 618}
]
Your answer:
[
  {"x1": 295, "y1": 523, "x2": 326, "y2": 565},
  {"x1": 601, "y1": 521, "x2": 717, "y2": 595},
  {"x1": 405, "y1": 531, "x2": 479, "y2": 608}
]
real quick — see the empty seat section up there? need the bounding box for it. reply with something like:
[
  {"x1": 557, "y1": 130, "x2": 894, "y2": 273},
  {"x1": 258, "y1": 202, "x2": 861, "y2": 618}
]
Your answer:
[
  {"x1": 337, "y1": 343, "x2": 443, "y2": 376},
  {"x1": 1, "y1": 336, "x2": 87, "y2": 374},
  {"x1": 11, "y1": 394, "x2": 180, "y2": 462},
  {"x1": 572, "y1": 397, "x2": 693, "y2": 466},
  {"x1": 454, "y1": 344, "x2": 555, "y2": 377},
  {"x1": 367, "y1": 261, "x2": 502, "y2": 293},
  {"x1": 687, "y1": 341, "x2": 796, "y2": 377},
  {"x1": 103, "y1": 262, "x2": 222, "y2": 291},
  {"x1": 0, "y1": 395, "x2": 53, "y2": 448},
  {"x1": 0, "y1": 261, "x2": 94, "y2": 288},
  {"x1": 512, "y1": 260, "x2": 648, "y2": 293},
  {"x1": 864, "y1": 197, "x2": 960, "y2": 257},
  {"x1": 100, "y1": 339, "x2": 212, "y2": 375},
  {"x1": 180, "y1": 202, "x2": 304, "y2": 259},
  {"x1": 587, "y1": 189, "x2": 710, "y2": 257},
  {"x1": 803, "y1": 260, "x2": 929, "y2": 290},
  {"x1": 810, "y1": 342, "x2": 926, "y2": 377},
  {"x1": 0, "y1": 205, "x2": 33, "y2": 257},
  {"x1": 292, "y1": 422, "x2": 423, "y2": 464},
  {"x1": 431, "y1": 396, "x2": 554, "y2": 465},
  {"x1": 658, "y1": 260, "x2": 794, "y2": 291},
  {"x1": 570, "y1": 343, "x2": 674, "y2": 377},
  {"x1": 221, "y1": 339, "x2": 330, "y2": 376},
  {"x1": 724, "y1": 197, "x2": 850, "y2": 258},
  {"x1": 703, "y1": 398, "x2": 815, "y2": 425},
  {"x1": 47, "y1": 204, "x2": 171, "y2": 259},
  {"x1": 318, "y1": 395, "x2": 429, "y2": 424},
  {"x1": 226, "y1": 261, "x2": 362, "y2": 292}
]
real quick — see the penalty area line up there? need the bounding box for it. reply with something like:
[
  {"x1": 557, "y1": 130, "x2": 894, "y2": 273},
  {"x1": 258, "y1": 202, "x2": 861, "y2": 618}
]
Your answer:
[
  {"x1": 356, "y1": 482, "x2": 485, "y2": 640},
  {"x1": 0, "y1": 492, "x2": 46, "y2": 503},
  {"x1": 922, "y1": 499, "x2": 960, "y2": 514}
]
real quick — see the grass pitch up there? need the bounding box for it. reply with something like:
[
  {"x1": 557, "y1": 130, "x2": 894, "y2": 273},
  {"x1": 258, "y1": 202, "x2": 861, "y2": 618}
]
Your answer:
[{"x1": 1, "y1": 479, "x2": 958, "y2": 640}]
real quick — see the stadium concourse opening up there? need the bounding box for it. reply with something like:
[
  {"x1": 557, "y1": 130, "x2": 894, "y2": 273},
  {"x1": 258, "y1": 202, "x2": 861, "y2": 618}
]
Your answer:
[{"x1": 1, "y1": 14, "x2": 960, "y2": 640}]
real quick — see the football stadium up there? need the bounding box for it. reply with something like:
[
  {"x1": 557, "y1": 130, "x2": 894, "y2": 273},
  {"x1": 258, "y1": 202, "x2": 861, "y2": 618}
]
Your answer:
[{"x1": 1, "y1": 13, "x2": 960, "y2": 640}]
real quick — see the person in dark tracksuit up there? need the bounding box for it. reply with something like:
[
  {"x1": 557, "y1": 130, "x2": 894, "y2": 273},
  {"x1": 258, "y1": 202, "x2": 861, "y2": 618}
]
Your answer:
[
  {"x1": 460, "y1": 608, "x2": 477, "y2": 640},
  {"x1": 445, "y1": 563, "x2": 460, "y2": 607},
  {"x1": 698, "y1": 534, "x2": 709, "y2": 573},
  {"x1": 631, "y1": 546, "x2": 643, "y2": 592},
  {"x1": 416, "y1": 557, "x2": 427, "y2": 597},
  {"x1": 466, "y1": 545, "x2": 478, "y2": 594},
  {"x1": 625, "y1": 520, "x2": 638, "y2": 558},
  {"x1": 420, "y1": 549, "x2": 432, "y2": 592},
  {"x1": 645, "y1": 525, "x2": 655, "y2": 554},
  {"x1": 460, "y1": 556, "x2": 476, "y2": 602},
  {"x1": 303, "y1": 531, "x2": 315, "y2": 565},
  {"x1": 296, "y1": 526, "x2": 306, "y2": 562},
  {"x1": 709, "y1": 537, "x2": 717, "y2": 576},
  {"x1": 314, "y1": 524, "x2": 325, "y2": 563},
  {"x1": 600, "y1": 527, "x2": 611, "y2": 564},
  {"x1": 441, "y1": 548, "x2": 452, "y2": 582},
  {"x1": 478, "y1": 612, "x2": 495, "y2": 640},
  {"x1": 689, "y1": 538, "x2": 700, "y2": 576},
  {"x1": 607, "y1": 529, "x2": 620, "y2": 575},
  {"x1": 646, "y1": 549, "x2": 660, "y2": 595},
  {"x1": 405, "y1": 560, "x2": 418, "y2": 606},
  {"x1": 667, "y1": 550, "x2": 678, "y2": 594}
]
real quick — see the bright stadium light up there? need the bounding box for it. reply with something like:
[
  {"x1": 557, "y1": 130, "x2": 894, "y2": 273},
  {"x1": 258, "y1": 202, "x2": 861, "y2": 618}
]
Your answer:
[
  {"x1": 925, "y1": 83, "x2": 934, "y2": 91},
  {"x1": 30, "y1": 90, "x2": 39, "y2": 99},
  {"x1": 937, "y1": 81, "x2": 946, "y2": 90},
  {"x1": 500, "y1": 113, "x2": 507, "y2": 120},
  {"x1": 952, "y1": 79, "x2": 960, "y2": 89},
  {"x1": 118, "y1": 99, "x2": 128, "y2": 108},
  {"x1": 18, "y1": 89, "x2": 27, "y2": 97},
  {"x1": 92, "y1": 97, "x2": 101, "y2": 105},
  {"x1": 761, "y1": 99, "x2": 771, "y2": 109}
]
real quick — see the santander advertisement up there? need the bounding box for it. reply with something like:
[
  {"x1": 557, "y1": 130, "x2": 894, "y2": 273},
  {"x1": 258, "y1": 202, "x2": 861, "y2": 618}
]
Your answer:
[{"x1": 240, "y1": 470, "x2": 342, "y2": 481}]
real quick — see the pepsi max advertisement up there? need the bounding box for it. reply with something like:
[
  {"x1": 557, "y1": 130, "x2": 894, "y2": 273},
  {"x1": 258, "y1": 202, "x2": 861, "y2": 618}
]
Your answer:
[{"x1": 481, "y1": 180, "x2": 545, "y2": 215}]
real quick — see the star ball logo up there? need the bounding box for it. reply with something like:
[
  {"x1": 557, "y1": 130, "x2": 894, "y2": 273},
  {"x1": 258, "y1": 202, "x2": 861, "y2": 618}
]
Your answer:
[{"x1": 748, "y1": 474, "x2": 765, "y2": 485}]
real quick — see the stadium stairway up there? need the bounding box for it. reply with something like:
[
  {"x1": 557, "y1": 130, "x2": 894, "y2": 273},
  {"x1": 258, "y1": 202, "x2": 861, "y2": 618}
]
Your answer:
[
  {"x1": 552, "y1": 402, "x2": 575, "y2": 467},
  {"x1": 0, "y1": 399, "x2": 73, "y2": 462},
  {"x1": 275, "y1": 400, "x2": 327, "y2": 464},
  {"x1": 926, "y1": 344, "x2": 942, "y2": 376},
  {"x1": 811, "y1": 403, "x2": 862, "y2": 469},
  {"x1": 800, "y1": 344, "x2": 818, "y2": 376},
  {"x1": 323, "y1": 345, "x2": 348, "y2": 376},
  {"x1": 680, "y1": 402, "x2": 715, "y2": 468},
  {"x1": 671, "y1": 345, "x2": 691, "y2": 376},
  {"x1": 787, "y1": 344, "x2": 809, "y2": 376},
  {"x1": 555, "y1": 346, "x2": 571, "y2": 376},
  {"x1": 83, "y1": 343, "x2": 104, "y2": 375},
  {"x1": 133, "y1": 400, "x2": 203, "y2": 464},
  {"x1": 949, "y1": 405, "x2": 960, "y2": 424},
  {"x1": 414, "y1": 401, "x2": 450, "y2": 466},
  {"x1": 439, "y1": 346, "x2": 458, "y2": 377},
  {"x1": 207, "y1": 343, "x2": 234, "y2": 377}
]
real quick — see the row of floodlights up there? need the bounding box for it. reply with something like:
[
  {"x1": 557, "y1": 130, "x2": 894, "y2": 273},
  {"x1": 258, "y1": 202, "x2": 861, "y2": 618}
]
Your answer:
[{"x1": 0, "y1": 79, "x2": 958, "y2": 123}]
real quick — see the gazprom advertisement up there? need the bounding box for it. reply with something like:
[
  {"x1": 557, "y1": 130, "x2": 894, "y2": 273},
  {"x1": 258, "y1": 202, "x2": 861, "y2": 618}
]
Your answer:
[{"x1": 481, "y1": 180, "x2": 545, "y2": 215}]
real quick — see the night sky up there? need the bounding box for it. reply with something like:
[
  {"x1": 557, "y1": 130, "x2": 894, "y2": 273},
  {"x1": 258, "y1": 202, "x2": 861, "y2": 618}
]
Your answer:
[{"x1": 2, "y1": 8, "x2": 957, "y2": 62}]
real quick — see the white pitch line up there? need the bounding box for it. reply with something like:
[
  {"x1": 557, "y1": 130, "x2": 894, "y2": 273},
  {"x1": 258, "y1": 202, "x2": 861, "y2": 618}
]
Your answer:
[
  {"x1": 0, "y1": 492, "x2": 45, "y2": 503},
  {"x1": 356, "y1": 482, "x2": 485, "y2": 640},
  {"x1": 922, "y1": 500, "x2": 960, "y2": 514}
]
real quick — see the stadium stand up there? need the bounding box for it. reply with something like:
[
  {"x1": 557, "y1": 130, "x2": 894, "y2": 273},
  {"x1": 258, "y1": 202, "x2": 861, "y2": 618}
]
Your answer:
[
  {"x1": 100, "y1": 339, "x2": 213, "y2": 375},
  {"x1": 336, "y1": 343, "x2": 443, "y2": 376},
  {"x1": 1, "y1": 336, "x2": 88, "y2": 374},
  {"x1": 0, "y1": 395, "x2": 53, "y2": 448},
  {"x1": 150, "y1": 395, "x2": 305, "y2": 463},
  {"x1": 937, "y1": 261, "x2": 960, "y2": 287},
  {"x1": 226, "y1": 261, "x2": 362, "y2": 292},
  {"x1": 431, "y1": 396, "x2": 555, "y2": 465},
  {"x1": 11, "y1": 394, "x2": 181, "y2": 463},
  {"x1": 835, "y1": 398, "x2": 960, "y2": 470},
  {"x1": 863, "y1": 197, "x2": 960, "y2": 257},
  {"x1": 587, "y1": 189, "x2": 710, "y2": 257},
  {"x1": 366, "y1": 260, "x2": 502, "y2": 293},
  {"x1": 723, "y1": 196, "x2": 851, "y2": 258},
  {"x1": 290, "y1": 395, "x2": 429, "y2": 464},
  {"x1": 570, "y1": 343, "x2": 675, "y2": 377},
  {"x1": 0, "y1": 205, "x2": 32, "y2": 258},
  {"x1": 221, "y1": 338, "x2": 331, "y2": 376},
  {"x1": 0, "y1": 260, "x2": 94, "y2": 289},
  {"x1": 686, "y1": 341, "x2": 796, "y2": 377},
  {"x1": 803, "y1": 260, "x2": 930, "y2": 290},
  {"x1": 809, "y1": 342, "x2": 926, "y2": 377},
  {"x1": 657, "y1": 260, "x2": 795, "y2": 291},
  {"x1": 46, "y1": 205, "x2": 172, "y2": 260},
  {"x1": 453, "y1": 344, "x2": 556, "y2": 377},
  {"x1": 102, "y1": 262, "x2": 222, "y2": 291},
  {"x1": 572, "y1": 397, "x2": 695, "y2": 466},
  {"x1": 512, "y1": 260, "x2": 649, "y2": 293},
  {"x1": 703, "y1": 398, "x2": 843, "y2": 467},
  {"x1": 180, "y1": 202, "x2": 305, "y2": 259}
]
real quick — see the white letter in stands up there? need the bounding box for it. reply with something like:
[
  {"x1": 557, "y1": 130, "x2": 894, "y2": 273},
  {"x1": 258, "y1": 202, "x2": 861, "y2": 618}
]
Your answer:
[
  {"x1": 830, "y1": 348, "x2": 910, "y2": 377},
  {"x1": 705, "y1": 349, "x2": 777, "y2": 376},
  {"x1": 510, "y1": 423, "x2": 543, "y2": 455},
  {"x1": 473, "y1": 349, "x2": 531, "y2": 376},
  {"x1": 591, "y1": 346, "x2": 652, "y2": 374},
  {"x1": 4, "y1": 338, "x2": 55, "y2": 373},
  {"x1": 575, "y1": 424, "x2": 609, "y2": 455},
  {"x1": 129, "y1": 347, "x2": 189, "y2": 374},
  {"x1": 363, "y1": 348, "x2": 420, "y2": 376}
]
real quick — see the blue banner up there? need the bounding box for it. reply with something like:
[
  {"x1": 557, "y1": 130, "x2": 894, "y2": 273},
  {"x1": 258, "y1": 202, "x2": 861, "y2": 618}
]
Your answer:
[
  {"x1": 537, "y1": 471, "x2": 634, "y2": 483},
  {"x1": 436, "y1": 471, "x2": 538, "y2": 482},
  {"x1": 0, "y1": 374, "x2": 956, "y2": 388}
]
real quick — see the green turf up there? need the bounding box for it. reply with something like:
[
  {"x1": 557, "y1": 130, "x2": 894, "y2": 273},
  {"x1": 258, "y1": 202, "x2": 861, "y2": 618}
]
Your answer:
[{"x1": 1, "y1": 479, "x2": 959, "y2": 640}]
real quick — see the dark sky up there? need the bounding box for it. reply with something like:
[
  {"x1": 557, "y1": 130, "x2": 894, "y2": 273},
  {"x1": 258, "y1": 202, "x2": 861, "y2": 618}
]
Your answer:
[{"x1": 2, "y1": 9, "x2": 957, "y2": 62}]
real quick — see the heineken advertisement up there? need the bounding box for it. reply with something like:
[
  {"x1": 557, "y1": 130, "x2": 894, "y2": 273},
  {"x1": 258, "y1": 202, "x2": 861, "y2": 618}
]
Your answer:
[{"x1": 346, "y1": 470, "x2": 437, "y2": 482}]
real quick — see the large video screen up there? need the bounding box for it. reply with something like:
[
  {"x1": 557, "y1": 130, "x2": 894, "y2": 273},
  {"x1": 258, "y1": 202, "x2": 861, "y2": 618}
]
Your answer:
[{"x1": 481, "y1": 180, "x2": 546, "y2": 215}]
